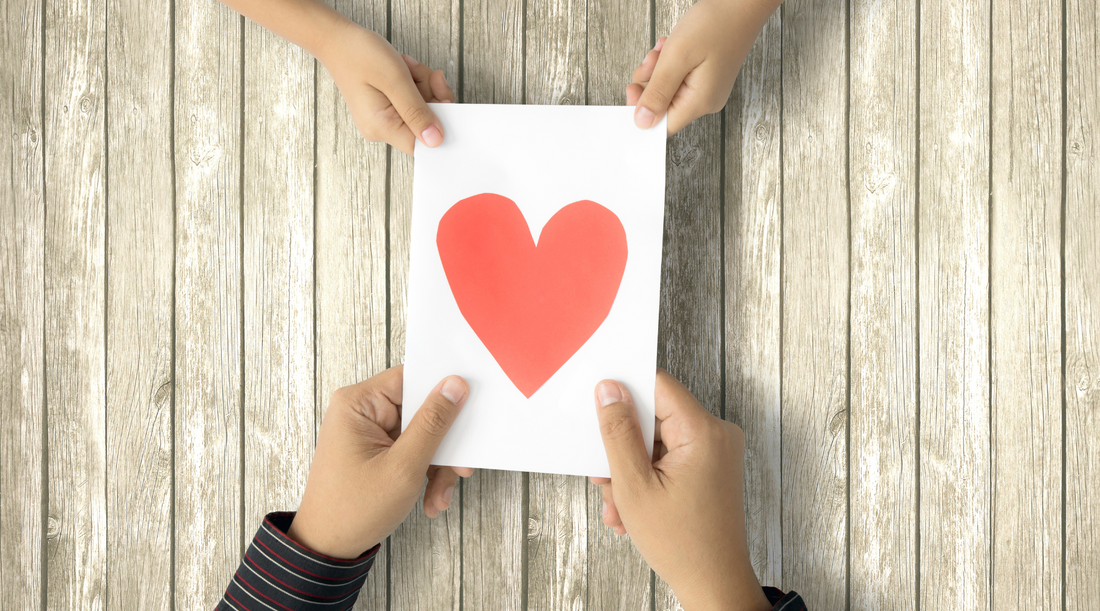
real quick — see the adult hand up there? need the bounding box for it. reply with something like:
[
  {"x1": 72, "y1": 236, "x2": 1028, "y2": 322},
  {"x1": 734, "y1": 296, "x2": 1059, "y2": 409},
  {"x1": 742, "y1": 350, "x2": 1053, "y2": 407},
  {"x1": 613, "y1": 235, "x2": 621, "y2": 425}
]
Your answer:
[
  {"x1": 287, "y1": 366, "x2": 473, "y2": 559},
  {"x1": 590, "y1": 370, "x2": 771, "y2": 611},
  {"x1": 319, "y1": 20, "x2": 454, "y2": 155},
  {"x1": 627, "y1": 0, "x2": 781, "y2": 135}
]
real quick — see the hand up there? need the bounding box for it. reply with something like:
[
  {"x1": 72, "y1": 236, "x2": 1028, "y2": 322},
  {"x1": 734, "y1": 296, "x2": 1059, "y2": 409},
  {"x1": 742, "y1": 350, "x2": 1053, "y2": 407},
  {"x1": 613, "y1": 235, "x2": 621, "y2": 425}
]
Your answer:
[
  {"x1": 319, "y1": 21, "x2": 455, "y2": 155},
  {"x1": 627, "y1": 0, "x2": 781, "y2": 135},
  {"x1": 589, "y1": 371, "x2": 771, "y2": 611},
  {"x1": 287, "y1": 366, "x2": 474, "y2": 559}
]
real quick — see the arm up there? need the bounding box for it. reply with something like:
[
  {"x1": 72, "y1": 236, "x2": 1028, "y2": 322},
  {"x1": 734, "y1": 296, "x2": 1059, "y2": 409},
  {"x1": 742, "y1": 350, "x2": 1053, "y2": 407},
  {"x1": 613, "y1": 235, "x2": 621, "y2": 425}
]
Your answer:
[
  {"x1": 591, "y1": 371, "x2": 805, "y2": 611},
  {"x1": 218, "y1": 0, "x2": 454, "y2": 154},
  {"x1": 215, "y1": 368, "x2": 473, "y2": 609},
  {"x1": 627, "y1": 0, "x2": 784, "y2": 134}
]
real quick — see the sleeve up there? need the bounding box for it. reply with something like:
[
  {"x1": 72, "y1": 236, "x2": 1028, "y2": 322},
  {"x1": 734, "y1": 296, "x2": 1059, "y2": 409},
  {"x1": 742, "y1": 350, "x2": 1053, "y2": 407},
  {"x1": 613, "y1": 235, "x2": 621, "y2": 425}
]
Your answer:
[
  {"x1": 763, "y1": 586, "x2": 806, "y2": 611},
  {"x1": 215, "y1": 512, "x2": 381, "y2": 611}
]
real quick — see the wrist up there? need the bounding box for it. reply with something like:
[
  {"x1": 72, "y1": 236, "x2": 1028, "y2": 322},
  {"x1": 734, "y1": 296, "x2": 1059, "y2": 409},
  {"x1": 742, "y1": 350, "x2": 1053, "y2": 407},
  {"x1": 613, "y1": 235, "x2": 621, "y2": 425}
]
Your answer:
[
  {"x1": 674, "y1": 568, "x2": 772, "y2": 611},
  {"x1": 287, "y1": 506, "x2": 366, "y2": 560}
]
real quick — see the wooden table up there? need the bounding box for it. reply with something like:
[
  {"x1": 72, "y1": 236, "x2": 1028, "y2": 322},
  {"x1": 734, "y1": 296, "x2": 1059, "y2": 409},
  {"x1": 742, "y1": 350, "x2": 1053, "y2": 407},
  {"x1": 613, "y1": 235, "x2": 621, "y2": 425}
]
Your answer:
[{"x1": 2, "y1": 0, "x2": 1097, "y2": 609}]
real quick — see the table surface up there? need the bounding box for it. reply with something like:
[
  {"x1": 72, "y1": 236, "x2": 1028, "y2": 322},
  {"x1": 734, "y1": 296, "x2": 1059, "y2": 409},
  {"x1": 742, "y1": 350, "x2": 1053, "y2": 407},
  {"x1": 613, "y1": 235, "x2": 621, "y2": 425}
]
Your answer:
[{"x1": 2, "y1": 0, "x2": 1098, "y2": 609}]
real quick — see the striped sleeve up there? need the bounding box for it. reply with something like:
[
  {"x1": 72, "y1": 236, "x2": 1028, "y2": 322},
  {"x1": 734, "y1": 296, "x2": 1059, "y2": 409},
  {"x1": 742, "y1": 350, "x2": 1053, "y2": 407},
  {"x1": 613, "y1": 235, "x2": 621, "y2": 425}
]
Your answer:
[
  {"x1": 216, "y1": 512, "x2": 380, "y2": 611},
  {"x1": 763, "y1": 586, "x2": 806, "y2": 611}
]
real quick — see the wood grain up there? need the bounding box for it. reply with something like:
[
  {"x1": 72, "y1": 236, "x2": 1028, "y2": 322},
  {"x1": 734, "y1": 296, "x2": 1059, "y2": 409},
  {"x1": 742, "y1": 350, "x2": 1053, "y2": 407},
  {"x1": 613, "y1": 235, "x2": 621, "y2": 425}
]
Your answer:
[
  {"x1": 459, "y1": 2, "x2": 526, "y2": 609},
  {"x1": 723, "y1": 10, "x2": 783, "y2": 588},
  {"x1": 0, "y1": 0, "x2": 44, "y2": 605},
  {"x1": 173, "y1": 1, "x2": 243, "y2": 608},
  {"x1": 990, "y1": 0, "x2": 1063, "y2": 606},
  {"x1": 917, "y1": 0, "x2": 992, "y2": 607},
  {"x1": 242, "y1": 18, "x2": 316, "y2": 535},
  {"x1": 315, "y1": 2, "x2": 390, "y2": 608},
  {"x1": 524, "y1": 1, "x2": 589, "y2": 609},
  {"x1": 104, "y1": 0, "x2": 174, "y2": 607},
  {"x1": 780, "y1": 0, "x2": 849, "y2": 605},
  {"x1": 44, "y1": 0, "x2": 108, "y2": 608},
  {"x1": 848, "y1": 0, "x2": 918, "y2": 607},
  {"x1": 583, "y1": 0, "x2": 655, "y2": 608},
  {"x1": 1066, "y1": 0, "x2": 1100, "y2": 605},
  {"x1": 387, "y1": 0, "x2": 463, "y2": 608}
]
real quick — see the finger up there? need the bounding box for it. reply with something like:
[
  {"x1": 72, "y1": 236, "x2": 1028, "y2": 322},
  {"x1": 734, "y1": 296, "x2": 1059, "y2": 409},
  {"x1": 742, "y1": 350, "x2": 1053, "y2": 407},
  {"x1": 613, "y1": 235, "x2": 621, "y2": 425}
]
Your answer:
[
  {"x1": 453, "y1": 466, "x2": 474, "y2": 478},
  {"x1": 389, "y1": 376, "x2": 468, "y2": 477},
  {"x1": 383, "y1": 69, "x2": 446, "y2": 149},
  {"x1": 594, "y1": 380, "x2": 653, "y2": 491},
  {"x1": 626, "y1": 83, "x2": 643, "y2": 106},
  {"x1": 402, "y1": 55, "x2": 435, "y2": 101},
  {"x1": 589, "y1": 476, "x2": 611, "y2": 486},
  {"x1": 634, "y1": 43, "x2": 696, "y2": 130},
  {"x1": 342, "y1": 85, "x2": 417, "y2": 154},
  {"x1": 326, "y1": 366, "x2": 404, "y2": 431},
  {"x1": 664, "y1": 87, "x2": 708, "y2": 136},
  {"x1": 655, "y1": 36, "x2": 667, "y2": 52},
  {"x1": 424, "y1": 466, "x2": 461, "y2": 518},
  {"x1": 600, "y1": 483, "x2": 623, "y2": 529},
  {"x1": 631, "y1": 48, "x2": 661, "y2": 84},
  {"x1": 654, "y1": 369, "x2": 711, "y2": 451},
  {"x1": 429, "y1": 70, "x2": 455, "y2": 103}
]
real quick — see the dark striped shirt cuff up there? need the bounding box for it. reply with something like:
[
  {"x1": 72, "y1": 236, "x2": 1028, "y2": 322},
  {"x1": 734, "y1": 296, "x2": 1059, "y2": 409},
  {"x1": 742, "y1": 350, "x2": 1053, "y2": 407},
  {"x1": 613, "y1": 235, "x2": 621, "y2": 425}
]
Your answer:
[
  {"x1": 216, "y1": 512, "x2": 380, "y2": 611},
  {"x1": 763, "y1": 586, "x2": 806, "y2": 611}
]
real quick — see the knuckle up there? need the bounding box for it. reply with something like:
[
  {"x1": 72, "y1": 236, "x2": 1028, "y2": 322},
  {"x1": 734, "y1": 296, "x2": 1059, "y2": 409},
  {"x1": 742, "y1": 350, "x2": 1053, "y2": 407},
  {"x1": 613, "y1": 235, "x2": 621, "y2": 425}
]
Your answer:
[
  {"x1": 402, "y1": 103, "x2": 434, "y2": 129},
  {"x1": 600, "y1": 408, "x2": 639, "y2": 442},
  {"x1": 642, "y1": 87, "x2": 672, "y2": 110},
  {"x1": 418, "y1": 401, "x2": 453, "y2": 437}
]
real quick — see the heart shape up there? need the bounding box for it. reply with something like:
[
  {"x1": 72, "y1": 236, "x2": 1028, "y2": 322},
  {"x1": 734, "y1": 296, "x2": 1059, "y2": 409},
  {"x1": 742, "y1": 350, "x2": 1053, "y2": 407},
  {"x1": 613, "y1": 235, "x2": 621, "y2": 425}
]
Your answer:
[{"x1": 437, "y1": 193, "x2": 628, "y2": 398}]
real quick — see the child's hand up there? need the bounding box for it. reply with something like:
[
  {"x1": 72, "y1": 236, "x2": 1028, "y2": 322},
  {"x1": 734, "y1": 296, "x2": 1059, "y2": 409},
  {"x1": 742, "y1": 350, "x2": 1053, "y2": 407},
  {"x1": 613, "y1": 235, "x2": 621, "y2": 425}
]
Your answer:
[
  {"x1": 628, "y1": 0, "x2": 780, "y2": 135},
  {"x1": 287, "y1": 366, "x2": 473, "y2": 559},
  {"x1": 319, "y1": 21, "x2": 454, "y2": 155},
  {"x1": 590, "y1": 371, "x2": 771, "y2": 611}
]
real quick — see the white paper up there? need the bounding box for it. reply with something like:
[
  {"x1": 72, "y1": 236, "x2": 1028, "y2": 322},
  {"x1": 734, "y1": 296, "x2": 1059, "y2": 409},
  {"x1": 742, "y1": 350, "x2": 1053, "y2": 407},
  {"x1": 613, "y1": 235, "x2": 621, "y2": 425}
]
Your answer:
[{"x1": 402, "y1": 103, "x2": 666, "y2": 478}]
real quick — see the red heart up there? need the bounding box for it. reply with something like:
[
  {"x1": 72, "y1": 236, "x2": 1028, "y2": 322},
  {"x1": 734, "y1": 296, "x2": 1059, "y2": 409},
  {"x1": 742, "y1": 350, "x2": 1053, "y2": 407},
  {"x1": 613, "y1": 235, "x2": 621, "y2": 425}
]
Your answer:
[{"x1": 436, "y1": 193, "x2": 628, "y2": 398}]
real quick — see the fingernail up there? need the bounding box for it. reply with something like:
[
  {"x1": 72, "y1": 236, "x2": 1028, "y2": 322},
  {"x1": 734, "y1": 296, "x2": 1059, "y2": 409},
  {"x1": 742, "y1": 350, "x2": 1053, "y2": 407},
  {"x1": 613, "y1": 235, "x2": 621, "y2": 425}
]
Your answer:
[
  {"x1": 597, "y1": 381, "x2": 622, "y2": 407},
  {"x1": 602, "y1": 500, "x2": 609, "y2": 521},
  {"x1": 421, "y1": 125, "x2": 443, "y2": 147},
  {"x1": 655, "y1": 37, "x2": 666, "y2": 51},
  {"x1": 403, "y1": 54, "x2": 420, "y2": 66},
  {"x1": 441, "y1": 376, "x2": 467, "y2": 404},
  {"x1": 443, "y1": 486, "x2": 455, "y2": 508},
  {"x1": 634, "y1": 106, "x2": 656, "y2": 129}
]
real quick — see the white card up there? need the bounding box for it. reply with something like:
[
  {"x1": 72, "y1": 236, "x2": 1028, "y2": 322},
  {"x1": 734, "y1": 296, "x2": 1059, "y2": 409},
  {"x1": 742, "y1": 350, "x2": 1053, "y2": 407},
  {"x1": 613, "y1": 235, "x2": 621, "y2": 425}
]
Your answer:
[{"x1": 402, "y1": 103, "x2": 666, "y2": 478}]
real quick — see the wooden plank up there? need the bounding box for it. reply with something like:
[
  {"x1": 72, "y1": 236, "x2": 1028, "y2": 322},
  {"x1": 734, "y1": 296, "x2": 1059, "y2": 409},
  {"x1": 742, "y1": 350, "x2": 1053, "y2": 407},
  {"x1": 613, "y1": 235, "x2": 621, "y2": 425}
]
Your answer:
[
  {"x1": 386, "y1": 0, "x2": 462, "y2": 608},
  {"x1": 459, "y1": 1, "x2": 526, "y2": 609},
  {"x1": 723, "y1": 11, "x2": 782, "y2": 587},
  {"x1": 315, "y1": 1, "x2": 389, "y2": 609},
  {"x1": 523, "y1": 2, "x2": 588, "y2": 609},
  {"x1": 104, "y1": 0, "x2": 174, "y2": 607},
  {"x1": 584, "y1": 0, "x2": 654, "y2": 608},
  {"x1": 917, "y1": 0, "x2": 992, "y2": 606},
  {"x1": 0, "y1": 0, "x2": 45, "y2": 604},
  {"x1": 651, "y1": 2, "x2": 724, "y2": 608},
  {"x1": 990, "y1": 0, "x2": 1063, "y2": 606},
  {"x1": 848, "y1": 0, "x2": 918, "y2": 607},
  {"x1": 43, "y1": 0, "x2": 108, "y2": 608},
  {"x1": 242, "y1": 17, "x2": 316, "y2": 534},
  {"x1": 173, "y1": 1, "x2": 243, "y2": 609},
  {"x1": 1065, "y1": 0, "x2": 1100, "y2": 605},
  {"x1": 780, "y1": 0, "x2": 848, "y2": 605}
]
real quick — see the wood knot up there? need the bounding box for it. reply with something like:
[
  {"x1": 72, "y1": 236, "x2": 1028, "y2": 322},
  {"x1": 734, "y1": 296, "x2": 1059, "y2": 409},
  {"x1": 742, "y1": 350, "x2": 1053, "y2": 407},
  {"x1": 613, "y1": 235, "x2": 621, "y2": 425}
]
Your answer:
[
  {"x1": 153, "y1": 380, "x2": 173, "y2": 408},
  {"x1": 669, "y1": 140, "x2": 700, "y2": 169},
  {"x1": 29, "y1": 128, "x2": 38, "y2": 144},
  {"x1": 1071, "y1": 357, "x2": 1091, "y2": 394},
  {"x1": 527, "y1": 517, "x2": 541, "y2": 539},
  {"x1": 753, "y1": 123, "x2": 769, "y2": 147},
  {"x1": 79, "y1": 96, "x2": 93, "y2": 114},
  {"x1": 47, "y1": 515, "x2": 61, "y2": 539}
]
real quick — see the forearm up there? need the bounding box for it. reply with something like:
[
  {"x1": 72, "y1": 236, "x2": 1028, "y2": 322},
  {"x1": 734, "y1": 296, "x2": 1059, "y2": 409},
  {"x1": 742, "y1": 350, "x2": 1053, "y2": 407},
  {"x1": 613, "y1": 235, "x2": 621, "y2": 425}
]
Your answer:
[{"x1": 218, "y1": 0, "x2": 349, "y2": 62}]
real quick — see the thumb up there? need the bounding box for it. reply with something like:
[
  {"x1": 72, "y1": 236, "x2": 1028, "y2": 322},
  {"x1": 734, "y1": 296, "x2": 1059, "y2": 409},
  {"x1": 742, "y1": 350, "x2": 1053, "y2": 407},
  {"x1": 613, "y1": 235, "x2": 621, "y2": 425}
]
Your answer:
[
  {"x1": 390, "y1": 376, "x2": 468, "y2": 474},
  {"x1": 594, "y1": 380, "x2": 653, "y2": 490},
  {"x1": 384, "y1": 70, "x2": 445, "y2": 149},
  {"x1": 633, "y1": 43, "x2": 693, "y2": 130}
]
